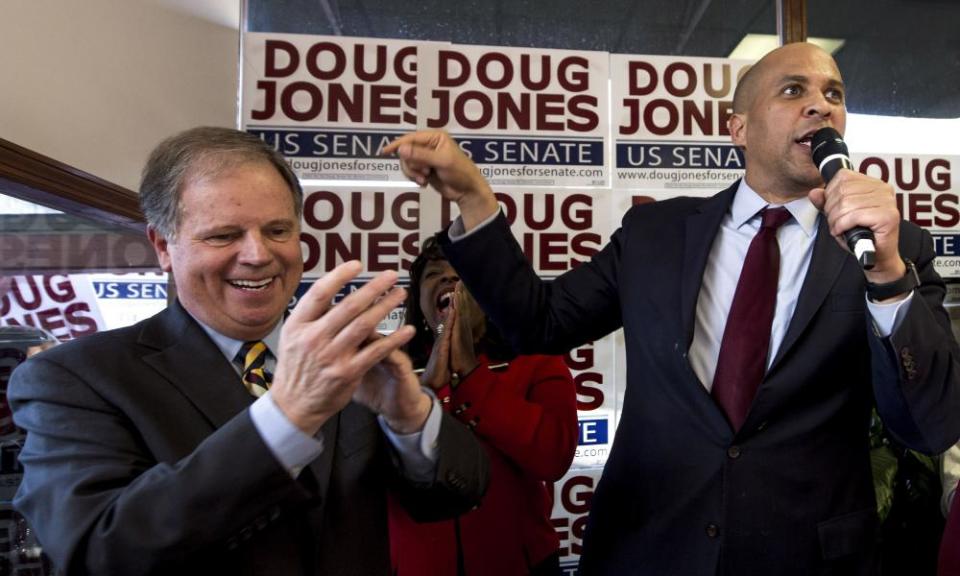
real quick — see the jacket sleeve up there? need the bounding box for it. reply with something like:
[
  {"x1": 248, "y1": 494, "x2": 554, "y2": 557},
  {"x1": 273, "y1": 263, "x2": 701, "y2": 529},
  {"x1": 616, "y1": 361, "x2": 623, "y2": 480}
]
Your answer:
[
  {"x1": 440, "y1": 211, "x2": 624, "y2": 355},
  {"x1": 389, "y1": 407, "x2": 490, "y2": 522},
  {"x1": 8, "y1": 354, "x2": 312, "y2": 576},
  {"x1": 446, "y1": 354, "x2": 578, "y2": 481},
  {"x1": 870, "y1": 224, "x2": 960, "y2": 454}
]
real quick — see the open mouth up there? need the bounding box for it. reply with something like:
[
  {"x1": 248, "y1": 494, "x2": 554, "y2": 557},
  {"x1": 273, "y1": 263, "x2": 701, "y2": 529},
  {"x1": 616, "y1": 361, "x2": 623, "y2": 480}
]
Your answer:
[
  {"x1": 796, "y1": 131, "x2": 815, "y2": 149},
  {"x1": 229, "y1": 277, "x2": 274, "y2": 291},
  {"x1": 436, "y1": 289, "x2": 454, "y2": 313}
]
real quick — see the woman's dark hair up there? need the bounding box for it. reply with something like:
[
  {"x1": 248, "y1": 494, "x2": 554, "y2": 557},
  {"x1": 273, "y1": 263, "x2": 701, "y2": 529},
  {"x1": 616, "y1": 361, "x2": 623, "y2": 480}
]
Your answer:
[{"x1": 403, "y1": 235, "x2": 514, "y2": 369}]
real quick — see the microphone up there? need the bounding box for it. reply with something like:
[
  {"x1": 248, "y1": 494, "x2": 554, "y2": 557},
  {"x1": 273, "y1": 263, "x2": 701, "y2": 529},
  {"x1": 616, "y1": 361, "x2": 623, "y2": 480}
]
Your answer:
[{"x1": 811, "y1": 127, "x2": 876, "y2": 270}]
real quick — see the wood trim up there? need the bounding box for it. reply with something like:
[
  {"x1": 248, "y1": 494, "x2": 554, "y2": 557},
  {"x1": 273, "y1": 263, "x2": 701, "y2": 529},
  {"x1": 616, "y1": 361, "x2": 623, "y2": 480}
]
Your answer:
[
  {"x1": 0, "y1": 137, "x2": 146, "y2": 233},
  {"x1": 779, "y1": 0, "x2": 807, "y2": 44}
]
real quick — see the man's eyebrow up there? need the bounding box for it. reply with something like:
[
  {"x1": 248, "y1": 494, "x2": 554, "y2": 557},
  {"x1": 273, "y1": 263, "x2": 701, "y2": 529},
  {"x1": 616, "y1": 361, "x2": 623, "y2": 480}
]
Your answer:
[
  {"x1": 826, "y1": 79, "x2": 846, "y2": 91},
  {"x1": 264, "y1": 218, "x2": 296, "y2": 227},
  {"x1": 777, "y1": 74, "x2": 809, "y2": 85},
  {"x1": 776, "y1": 74, "x2": 845, "y2": 91}
]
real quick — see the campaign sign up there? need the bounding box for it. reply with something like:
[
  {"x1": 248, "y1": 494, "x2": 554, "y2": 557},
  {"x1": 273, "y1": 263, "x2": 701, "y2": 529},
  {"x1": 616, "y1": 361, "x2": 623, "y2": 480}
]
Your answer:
[
  {"x1": 611, "y1": 185, "x2": 719, "y2": 226},
  {"x1": 243, "y1": 33, "x2": 430, "y2": 181},
  {"x1": 420, "y1": 187, "x2": 612, "y2": 278},
  {"x1": 611, "y1": 54, "x2": 749, "y2": 190},
  {"x1": 0, "y1": 275, "x2": 104, "y2": 342},
  {"x1": 417, "y1": 43, "x2": 609, "y2": 187},
  {"x1": 90, "y1": 272, "x2": 168, "y2": 330},
  {"x1": 853, "y1": 153, "x2": 959, "y2": 278},
  {"x1": 300, "y1": 186, "x2": 421, "y2": 279},
  {"x1": 565, "y1": 335, "x2": 618, "y2": 468},
  {"x1": 549, "y1": 466, "x2": 605, "y2": 573}
]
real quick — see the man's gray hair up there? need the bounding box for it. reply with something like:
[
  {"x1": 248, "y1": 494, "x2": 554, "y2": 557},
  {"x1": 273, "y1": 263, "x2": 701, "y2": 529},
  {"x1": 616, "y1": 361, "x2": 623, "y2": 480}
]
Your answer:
[{"x1": 140, "y1": 126, "x2": 302, "y2": 238}]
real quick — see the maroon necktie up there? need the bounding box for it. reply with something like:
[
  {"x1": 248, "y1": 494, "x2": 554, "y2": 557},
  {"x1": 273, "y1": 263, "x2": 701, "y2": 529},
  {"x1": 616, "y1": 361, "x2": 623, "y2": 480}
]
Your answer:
[
  {"x1": 712, "y1": 206, "x2": 792, "y2": 431},
  {"x1": 940, "y1": 481, "x2": 960, "y2": 576}
]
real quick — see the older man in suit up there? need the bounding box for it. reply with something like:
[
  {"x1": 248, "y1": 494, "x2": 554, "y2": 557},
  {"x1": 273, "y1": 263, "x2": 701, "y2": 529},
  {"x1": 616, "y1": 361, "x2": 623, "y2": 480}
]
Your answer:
[
  {"x1": 384, "y1": 42, "x2": 960, "y2": 575},
  {"x1": 9, "y1": 127, "x2": 488, "y2": 576}
]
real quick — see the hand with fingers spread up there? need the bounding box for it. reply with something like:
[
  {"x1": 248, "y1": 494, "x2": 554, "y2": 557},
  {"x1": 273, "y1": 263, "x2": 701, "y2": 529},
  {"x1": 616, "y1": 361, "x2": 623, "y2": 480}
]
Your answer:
[
  {"x1": 381, "y1": 131, "x2": 500, "y2": 231},
  {"x1": 270, "y1": 261, "x2": 418, "y2": 436},
  {"x1": 808, "y1": 169, "x2": 905, "y2": 283}
]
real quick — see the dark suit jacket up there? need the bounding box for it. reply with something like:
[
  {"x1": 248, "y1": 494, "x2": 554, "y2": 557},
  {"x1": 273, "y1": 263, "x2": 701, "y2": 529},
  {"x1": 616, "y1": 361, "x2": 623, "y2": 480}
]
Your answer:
[
  {"x1": 441, "y1": 182, "x2": 960, "y2": 576},
  {"x1": 8, "y1": 300, "x2": 488, "y2": 576}
]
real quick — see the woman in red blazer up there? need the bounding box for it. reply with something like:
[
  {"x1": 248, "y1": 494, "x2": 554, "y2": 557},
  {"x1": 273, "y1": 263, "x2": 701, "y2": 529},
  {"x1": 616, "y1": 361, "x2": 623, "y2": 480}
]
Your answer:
[{"x1": 389, "y1": 236, "x2": 578, "y2": 576}]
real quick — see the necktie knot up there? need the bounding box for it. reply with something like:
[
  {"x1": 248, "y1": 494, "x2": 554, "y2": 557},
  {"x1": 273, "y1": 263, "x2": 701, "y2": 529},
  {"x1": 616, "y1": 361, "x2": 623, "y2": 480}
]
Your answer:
[
  {"x1": 760, "y1": 206, "x2": 791, "y2": 230},
  {"x1": 236, "y1": 340, "x2": 271, "y2": 397}
]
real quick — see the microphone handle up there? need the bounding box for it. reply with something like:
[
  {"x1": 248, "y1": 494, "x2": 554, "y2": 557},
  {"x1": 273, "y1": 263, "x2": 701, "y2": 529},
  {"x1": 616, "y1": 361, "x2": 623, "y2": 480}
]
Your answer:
[
  {"x1": 819, "y1": 156, "x2": 876, "y2": 270},
  {"x1": 843, "y1": 227, "x2": 876, "y2": 270}
]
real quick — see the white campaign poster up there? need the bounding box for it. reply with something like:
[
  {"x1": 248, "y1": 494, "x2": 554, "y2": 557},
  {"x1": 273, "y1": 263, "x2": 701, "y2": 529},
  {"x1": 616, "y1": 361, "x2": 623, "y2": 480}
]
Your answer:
[
  {"x1": 610, "y1": 185, "x2": 718, "y2": 226},
  {"x1": 300, "y1": 185, "x2": 421, "y2": 279},
  {"x1": 611, "y1": 54, "x2": 749, "y2": 190},
  {"x1": 242, "y1": 33, "x2": 435, "y2": 181},
  {"x1": 0, "y1": 275, "x2": 105, "y2": 342},
  {"x1": 549, "y1": 466, "x2": 604, "y2": 573},
  {"x1": 564, "y1": 336, "x2": 617, "y2": 469},
  {"x1": 298, "y1": 185, "x2": 421, "y2": 332},
  {"x1": 852, "y1": 152, "x2": 959, "y2": 278},
  {"x1": 417, "y1": 43, "x2": 609, "y2": 187},
  {"x1": 89, "y1": 272, "x2": 169, "y2": 330},
  {"x1": 420, "y1": 187, "x2": 612, "y2": 277}
]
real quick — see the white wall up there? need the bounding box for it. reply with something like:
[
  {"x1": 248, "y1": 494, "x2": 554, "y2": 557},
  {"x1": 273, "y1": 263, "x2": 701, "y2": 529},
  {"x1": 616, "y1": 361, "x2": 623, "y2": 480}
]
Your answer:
[{"x1": 0, "y1": 0, "x2": 240, "y2": 191}]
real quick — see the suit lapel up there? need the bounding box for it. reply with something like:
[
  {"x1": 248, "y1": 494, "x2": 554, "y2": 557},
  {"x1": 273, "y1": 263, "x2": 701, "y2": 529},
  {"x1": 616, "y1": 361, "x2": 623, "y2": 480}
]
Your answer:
[
  {"x1": 680, "y1": 183, "x2": 738, "y2": 347},
  {"x1": 768, "y1": 216, "x2": 849, "y2": 374},
  {"x1": 138, "y1": 301, "x2": 254, "y2": 429}
]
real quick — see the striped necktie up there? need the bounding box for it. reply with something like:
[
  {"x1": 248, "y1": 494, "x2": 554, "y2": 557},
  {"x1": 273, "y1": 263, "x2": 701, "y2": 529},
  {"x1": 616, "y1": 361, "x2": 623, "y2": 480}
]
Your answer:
[{"x1": 237, "y1": 341, "x2": 271, "y2": 397}]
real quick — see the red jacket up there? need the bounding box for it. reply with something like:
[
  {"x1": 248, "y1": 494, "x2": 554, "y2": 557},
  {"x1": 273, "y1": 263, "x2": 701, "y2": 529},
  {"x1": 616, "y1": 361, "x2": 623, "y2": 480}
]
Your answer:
[{"x1": 389, "y1": 354, "x2": 578, "y2": 576}]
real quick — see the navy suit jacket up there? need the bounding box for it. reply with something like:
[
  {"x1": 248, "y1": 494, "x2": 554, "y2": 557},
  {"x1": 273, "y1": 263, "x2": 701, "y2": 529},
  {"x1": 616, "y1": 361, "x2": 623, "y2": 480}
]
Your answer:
[
  {"x1": 9, "y1": 300, "x2": 488, "y2": 576},
  {"x1": 441, "y1": 181, "x2": 960, "y2": 576}
]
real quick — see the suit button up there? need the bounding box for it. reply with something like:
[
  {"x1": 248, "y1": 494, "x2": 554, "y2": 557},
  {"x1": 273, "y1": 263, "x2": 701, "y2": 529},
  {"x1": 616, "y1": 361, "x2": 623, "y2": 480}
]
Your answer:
[
  {"x1": 727, "y1": 446, "x2": 741, "y2": 459},
  {"x1": 706, "y1": 523, "x2": 720, "y2": 538}
]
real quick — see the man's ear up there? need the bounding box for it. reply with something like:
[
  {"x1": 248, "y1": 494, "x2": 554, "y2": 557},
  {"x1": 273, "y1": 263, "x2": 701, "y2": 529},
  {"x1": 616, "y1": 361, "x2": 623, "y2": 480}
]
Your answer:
[
  {"x1": 728, "y1": 113, "x2": 747, "y2": 148},
  {"x1": 147, "y1": 226, "x2": 173, "y2": 272}
]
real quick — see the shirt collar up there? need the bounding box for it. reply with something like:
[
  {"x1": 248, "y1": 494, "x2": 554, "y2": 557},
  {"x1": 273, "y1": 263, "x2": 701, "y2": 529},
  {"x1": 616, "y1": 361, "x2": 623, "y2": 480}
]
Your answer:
[
  {"x1": 732, "y1": 179, "x2": 820, "y2": 238},
  {"x1": 189, "y1": 313, "x2": 282, "y2": 364}
]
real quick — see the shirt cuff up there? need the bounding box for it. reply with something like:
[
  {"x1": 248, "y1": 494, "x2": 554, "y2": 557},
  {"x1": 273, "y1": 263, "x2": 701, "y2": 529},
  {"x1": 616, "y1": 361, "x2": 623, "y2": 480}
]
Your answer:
[
  {"x1": 377, "y1": 390, "x2": 441, "y2": 481},
  {"x1": 447, "y1": 210, "x2": 500, "y2": 242},
  {"x1": 250, "y1": 392, "x2": 325, "y2": 478},
  {"x1": 866, "y1": 290, "x2": 915, "y2": 337}
]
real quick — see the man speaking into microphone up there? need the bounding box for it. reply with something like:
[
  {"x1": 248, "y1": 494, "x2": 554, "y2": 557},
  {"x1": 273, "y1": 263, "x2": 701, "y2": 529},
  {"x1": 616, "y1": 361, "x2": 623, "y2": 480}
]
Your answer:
[{"x1": 385, "y1": 42, "x2": 960, "y2": 576}]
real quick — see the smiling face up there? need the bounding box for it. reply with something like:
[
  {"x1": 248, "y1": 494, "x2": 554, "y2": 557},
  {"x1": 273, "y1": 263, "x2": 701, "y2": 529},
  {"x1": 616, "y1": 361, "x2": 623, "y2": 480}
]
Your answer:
[
  {"x1": 149, "y1": 161, "x2": 303, "y2": 341},
  {"x1": 729, "y1": 43, "x2": 847, "y2": 201},
  {"x1": 417, "y1": 259, "x2": 460, "y2": 331}
]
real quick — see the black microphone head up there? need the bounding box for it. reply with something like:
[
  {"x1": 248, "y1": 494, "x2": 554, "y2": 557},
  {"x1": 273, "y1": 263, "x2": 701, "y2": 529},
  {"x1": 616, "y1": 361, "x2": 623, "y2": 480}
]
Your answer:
[{"x1": 810, "y1": 127, "x2": 848, "y2": 167}]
